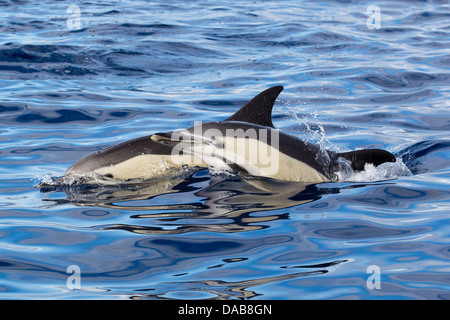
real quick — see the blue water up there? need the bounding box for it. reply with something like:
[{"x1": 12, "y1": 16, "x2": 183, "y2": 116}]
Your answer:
[{"x1": 1, "y1": 0, "x2": 449, "y2": 300}]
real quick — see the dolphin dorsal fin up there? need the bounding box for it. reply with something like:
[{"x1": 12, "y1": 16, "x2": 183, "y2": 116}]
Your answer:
[{"x1": 225, "y1": 86, "x2": 284, "y2": 128}]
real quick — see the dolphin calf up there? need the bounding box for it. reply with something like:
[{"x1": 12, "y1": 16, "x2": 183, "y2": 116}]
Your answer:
[{"x1": 38, "y1": 86, "x2": 395, "y2": 186}]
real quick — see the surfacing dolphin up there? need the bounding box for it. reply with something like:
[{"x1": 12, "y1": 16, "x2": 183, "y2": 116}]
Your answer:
[{"x1": 38, "y1": 86, "x2": 395, "y2": 186}]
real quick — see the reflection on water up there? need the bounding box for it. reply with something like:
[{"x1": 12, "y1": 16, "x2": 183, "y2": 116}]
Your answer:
[
  {"x1": 132, "y1": 266, "x2": 345, "y2": 300},
  {"x1": 40, "y1": 170, "x2": 339, "y2": 235},
  {"x1": 35, "y1": 172, "x2": 355, "y2": 300}
]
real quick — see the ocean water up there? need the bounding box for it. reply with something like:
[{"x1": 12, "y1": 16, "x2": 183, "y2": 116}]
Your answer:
[{"x1": 0, "y1": 0, "x2": 449, "y2": 300}]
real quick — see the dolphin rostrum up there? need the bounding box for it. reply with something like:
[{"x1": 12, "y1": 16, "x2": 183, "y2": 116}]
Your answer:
[{"x1": 39, "y1": 86, "x2": 395, "y2": 186}]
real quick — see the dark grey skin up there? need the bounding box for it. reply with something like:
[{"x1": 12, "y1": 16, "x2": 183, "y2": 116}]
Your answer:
[{"x1": 38, "y1": 86, "x2": 395, "y2": 186}]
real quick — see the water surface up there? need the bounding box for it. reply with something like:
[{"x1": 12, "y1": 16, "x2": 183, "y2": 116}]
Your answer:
[{"x1": 0, "y1": 0, "x2": 449, "y2": 299}]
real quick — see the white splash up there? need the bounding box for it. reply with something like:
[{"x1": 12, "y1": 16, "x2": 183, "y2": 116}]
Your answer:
[
  {"x1": 335, "y1": 157, "x2": 412, "y2": 182},
  {"x1": 207, "y1": 165, "x2": 240, "y2": 179}
]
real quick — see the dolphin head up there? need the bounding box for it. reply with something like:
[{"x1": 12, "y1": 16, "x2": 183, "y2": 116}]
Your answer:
[{"x1": 61, "y1": 135, "x2": 183, "y2": 184}]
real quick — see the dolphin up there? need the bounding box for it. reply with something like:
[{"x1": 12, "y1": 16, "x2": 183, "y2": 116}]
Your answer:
[
  {"x1": 151, "y1": 86, "x2": 396, "y2": 183},
  {"x1": 38, "y1": 86, "x2": 395, "y2": 186}
]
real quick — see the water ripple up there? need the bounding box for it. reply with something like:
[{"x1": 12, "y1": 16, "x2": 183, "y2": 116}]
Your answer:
[{"x1": 0, "y1": 0, "x2": 449, "y2": 300}]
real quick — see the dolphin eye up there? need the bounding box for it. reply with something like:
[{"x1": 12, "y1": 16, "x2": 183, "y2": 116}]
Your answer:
[{"x1": 104, "y1": 173, "x2": 114, "y2": 179}]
